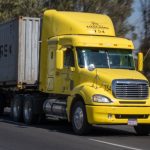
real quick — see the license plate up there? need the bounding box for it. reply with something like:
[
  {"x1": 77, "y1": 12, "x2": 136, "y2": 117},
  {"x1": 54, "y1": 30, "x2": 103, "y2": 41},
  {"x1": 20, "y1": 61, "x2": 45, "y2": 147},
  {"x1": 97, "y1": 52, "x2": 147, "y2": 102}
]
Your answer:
[{"x1": 128, "y1": 119, "x2": 137, "y2": 126}]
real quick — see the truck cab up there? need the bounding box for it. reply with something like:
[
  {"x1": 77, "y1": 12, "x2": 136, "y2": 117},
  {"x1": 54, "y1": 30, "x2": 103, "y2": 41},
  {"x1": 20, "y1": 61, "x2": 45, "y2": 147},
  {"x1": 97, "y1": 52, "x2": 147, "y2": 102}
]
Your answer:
[{"x1": 39, "y1": 10, "x2": 150, "y2": 135}]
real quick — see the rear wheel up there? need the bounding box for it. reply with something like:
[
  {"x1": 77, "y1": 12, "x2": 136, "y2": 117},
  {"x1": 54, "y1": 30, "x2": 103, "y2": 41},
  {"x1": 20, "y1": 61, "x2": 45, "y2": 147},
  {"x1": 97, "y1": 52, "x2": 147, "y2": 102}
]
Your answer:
[
  {"x1": 23, "y1": 95, "x2": 39, "y2": 125},
  {"x1": 134, "y1": 125, "x2": 150, "y2": 136},
  {"x1": 71, "y1": 101, "x2": 91, "y2": 135},
  {"x1": 11, "y1": 95, "x2": 23, "y2": 122}
]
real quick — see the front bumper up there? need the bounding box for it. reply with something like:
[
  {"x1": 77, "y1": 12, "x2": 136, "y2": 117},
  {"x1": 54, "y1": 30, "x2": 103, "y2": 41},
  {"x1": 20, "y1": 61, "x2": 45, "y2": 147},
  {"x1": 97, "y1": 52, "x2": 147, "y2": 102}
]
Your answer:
[{"x1": 86, "y1": 105, "x2": 150, "y2": 125}]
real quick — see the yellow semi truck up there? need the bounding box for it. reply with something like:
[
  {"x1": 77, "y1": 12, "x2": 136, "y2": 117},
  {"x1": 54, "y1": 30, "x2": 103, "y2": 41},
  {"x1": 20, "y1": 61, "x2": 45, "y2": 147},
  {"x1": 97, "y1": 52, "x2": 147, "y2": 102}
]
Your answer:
[{"x1": 0, "y1": 10, "x2": 149, "y2": 135}]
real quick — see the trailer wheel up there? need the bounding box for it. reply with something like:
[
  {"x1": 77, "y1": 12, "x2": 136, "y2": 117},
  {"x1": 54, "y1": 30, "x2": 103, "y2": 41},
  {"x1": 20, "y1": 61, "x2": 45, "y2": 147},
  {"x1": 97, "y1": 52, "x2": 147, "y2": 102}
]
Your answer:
[
  {"x1": 134, "y1": 125, "x2": 150, "y2": 136},
  {"x1": 23, "y1": 96, "x2": 38, "y2": 125},
  {"x1": 71, "y1": 101, "x2": 91, "y2": 135},
  {"x1": 0, "y1": 95, "x2": 4, "y2": 116},
  {"x1": 11, "y1": 95, "x2": 23, "y2": 122}
]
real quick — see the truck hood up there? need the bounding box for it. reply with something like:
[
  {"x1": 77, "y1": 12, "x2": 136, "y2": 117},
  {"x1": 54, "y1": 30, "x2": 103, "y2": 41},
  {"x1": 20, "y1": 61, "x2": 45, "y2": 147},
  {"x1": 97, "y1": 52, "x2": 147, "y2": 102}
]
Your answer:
[{"x1": 80, "y1": 68, "x2": 148, "y2": 87}]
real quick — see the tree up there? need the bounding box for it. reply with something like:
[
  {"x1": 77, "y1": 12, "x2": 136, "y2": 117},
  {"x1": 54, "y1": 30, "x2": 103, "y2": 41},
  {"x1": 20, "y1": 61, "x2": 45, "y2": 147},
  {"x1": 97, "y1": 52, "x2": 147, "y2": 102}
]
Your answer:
[
  {"x1": 140, "y1": 0, "x2": 150, "y2": 78},
  {"x1": 0, "y1": 0, "x2": 19, "y2": 21},
  {"x1": 0, "y1": 0, "x2": 45, "y2": 21},
  {"x1": 18, "y1": 0, "x2": 45, "y2": 17}
]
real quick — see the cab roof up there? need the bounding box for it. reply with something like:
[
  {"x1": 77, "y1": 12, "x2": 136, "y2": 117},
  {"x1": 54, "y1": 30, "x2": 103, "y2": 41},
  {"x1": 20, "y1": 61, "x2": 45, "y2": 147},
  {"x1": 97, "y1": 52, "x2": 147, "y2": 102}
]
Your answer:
[{"x1": 43, "y1": 10, "x2": 115, "y2": 38}]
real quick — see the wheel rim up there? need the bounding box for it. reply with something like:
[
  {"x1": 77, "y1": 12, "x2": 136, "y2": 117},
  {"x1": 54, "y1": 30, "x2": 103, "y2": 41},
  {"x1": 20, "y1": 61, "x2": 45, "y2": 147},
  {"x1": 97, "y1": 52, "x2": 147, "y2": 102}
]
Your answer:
[
  {"x1": 13, "y1": 101, "x2": 20, "y2": 118},
  {"x1": 73, "y1": 107, "x2": 84, "y2": 130},
  {"x1": 24, "y1": 102, "x2": 32, "y2": 121}
]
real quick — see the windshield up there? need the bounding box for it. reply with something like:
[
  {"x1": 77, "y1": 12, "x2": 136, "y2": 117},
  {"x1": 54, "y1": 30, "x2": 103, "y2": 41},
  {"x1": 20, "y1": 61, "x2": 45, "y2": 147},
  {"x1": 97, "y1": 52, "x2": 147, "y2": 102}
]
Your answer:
[{"x1": 77, "y1": 48, "x2": 135, "y2": 70}]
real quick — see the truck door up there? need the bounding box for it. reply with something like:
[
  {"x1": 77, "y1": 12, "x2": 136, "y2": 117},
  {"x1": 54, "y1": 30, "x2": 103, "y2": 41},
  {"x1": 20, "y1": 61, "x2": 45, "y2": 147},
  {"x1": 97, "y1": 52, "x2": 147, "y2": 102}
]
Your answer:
[
  {"x1": 61, "y1": 48, "x2": 76, "y2": 94},
  {"x1": 47, "y1": 44, "x2": 56, "y2": 91}
]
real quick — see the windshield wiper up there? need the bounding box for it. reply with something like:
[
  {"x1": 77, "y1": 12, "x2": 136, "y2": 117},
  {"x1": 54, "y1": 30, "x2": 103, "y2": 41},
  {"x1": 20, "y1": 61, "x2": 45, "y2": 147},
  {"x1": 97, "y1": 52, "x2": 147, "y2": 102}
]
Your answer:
[{"x1": 111, "y1": 67, "x2": 135, "y2": 70}]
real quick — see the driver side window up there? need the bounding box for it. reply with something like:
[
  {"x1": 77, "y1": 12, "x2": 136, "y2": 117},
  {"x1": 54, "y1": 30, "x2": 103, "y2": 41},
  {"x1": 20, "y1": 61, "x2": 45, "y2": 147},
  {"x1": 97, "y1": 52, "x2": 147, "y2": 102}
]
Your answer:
[{"x1": 64, "y1": 48, "x2": 75, "y2": 67}]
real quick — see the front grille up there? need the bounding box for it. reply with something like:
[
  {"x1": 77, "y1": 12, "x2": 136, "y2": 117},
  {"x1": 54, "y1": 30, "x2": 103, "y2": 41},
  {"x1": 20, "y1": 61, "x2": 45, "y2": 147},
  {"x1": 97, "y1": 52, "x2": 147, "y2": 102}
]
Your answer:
[{"x1": 112, "y1": 80, "x2": 149, "y2": 100}]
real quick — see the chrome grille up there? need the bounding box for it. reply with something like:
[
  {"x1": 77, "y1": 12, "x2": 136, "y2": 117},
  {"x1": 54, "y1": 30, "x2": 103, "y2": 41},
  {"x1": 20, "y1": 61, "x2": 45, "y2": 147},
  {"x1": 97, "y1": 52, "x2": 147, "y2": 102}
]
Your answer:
[{"x1": 112, "y1": 80, "x2": 149, "y2": 99}]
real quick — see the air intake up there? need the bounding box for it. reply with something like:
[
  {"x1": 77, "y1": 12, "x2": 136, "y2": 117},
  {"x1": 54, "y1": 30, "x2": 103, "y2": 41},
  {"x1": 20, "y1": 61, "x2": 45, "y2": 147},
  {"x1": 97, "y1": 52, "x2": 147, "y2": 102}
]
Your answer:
[{"x1": 112, "y1": 80, "x2": 149, "y2": 100}]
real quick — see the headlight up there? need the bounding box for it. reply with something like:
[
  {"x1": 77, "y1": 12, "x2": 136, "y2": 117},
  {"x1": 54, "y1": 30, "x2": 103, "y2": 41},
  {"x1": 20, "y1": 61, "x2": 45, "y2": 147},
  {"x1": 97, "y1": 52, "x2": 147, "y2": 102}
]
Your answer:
[{"x1": 92, "y1": 94, "x2": 112, "y2": 103}]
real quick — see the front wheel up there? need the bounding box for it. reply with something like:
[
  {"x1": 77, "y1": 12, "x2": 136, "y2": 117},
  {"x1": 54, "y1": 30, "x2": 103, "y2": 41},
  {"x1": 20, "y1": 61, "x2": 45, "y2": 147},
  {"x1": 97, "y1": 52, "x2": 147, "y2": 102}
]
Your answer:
[
  {"x1": 71, "y1": 101, "x2": 91, "y2": 135},
  {"x1": 134, "y1": 125, "x2": 150, "y2": 136}
]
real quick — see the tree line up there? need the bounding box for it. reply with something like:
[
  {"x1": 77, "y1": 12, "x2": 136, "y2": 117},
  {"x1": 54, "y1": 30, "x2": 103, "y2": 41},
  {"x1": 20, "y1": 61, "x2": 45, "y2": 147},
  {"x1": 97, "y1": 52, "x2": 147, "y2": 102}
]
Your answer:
[{"x1": 140, "y1": 0, "x2": 150, "y2": 78}]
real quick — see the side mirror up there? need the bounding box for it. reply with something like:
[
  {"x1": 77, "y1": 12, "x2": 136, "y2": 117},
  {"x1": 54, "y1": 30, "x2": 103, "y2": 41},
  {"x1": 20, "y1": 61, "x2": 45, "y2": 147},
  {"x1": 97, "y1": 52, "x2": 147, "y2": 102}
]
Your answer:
[
  {"x1": 137, "y1": 52, "x2": 143, "y2": 72},
  {"x1": 88, "y1": 64, "x2": 95, "y2": 71},
  {"x1": 56, "y1": 50, "x2": 64, "y2": 70}
]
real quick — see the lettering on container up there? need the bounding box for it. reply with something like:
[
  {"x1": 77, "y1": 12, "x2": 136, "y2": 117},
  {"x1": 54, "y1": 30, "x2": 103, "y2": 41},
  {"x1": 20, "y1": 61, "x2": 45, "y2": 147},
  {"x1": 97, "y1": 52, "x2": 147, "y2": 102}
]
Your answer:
[{"x1": 0, "y1": 44, "x2": 12, "y2": 58}]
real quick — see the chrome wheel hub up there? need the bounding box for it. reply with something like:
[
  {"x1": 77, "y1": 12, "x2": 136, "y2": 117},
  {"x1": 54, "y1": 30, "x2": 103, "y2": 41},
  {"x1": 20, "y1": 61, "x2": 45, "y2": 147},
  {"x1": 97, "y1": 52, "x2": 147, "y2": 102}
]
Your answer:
[{"x1": 73, "y1": 107, "x2": 83, "y2": 129}]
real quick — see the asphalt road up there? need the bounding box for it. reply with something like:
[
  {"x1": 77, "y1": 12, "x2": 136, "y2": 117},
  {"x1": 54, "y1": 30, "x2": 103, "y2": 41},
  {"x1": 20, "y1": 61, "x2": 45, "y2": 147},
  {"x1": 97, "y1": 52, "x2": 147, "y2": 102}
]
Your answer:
[{"x1": 0, "y1": 112, "x2": 150, "y2": 150}]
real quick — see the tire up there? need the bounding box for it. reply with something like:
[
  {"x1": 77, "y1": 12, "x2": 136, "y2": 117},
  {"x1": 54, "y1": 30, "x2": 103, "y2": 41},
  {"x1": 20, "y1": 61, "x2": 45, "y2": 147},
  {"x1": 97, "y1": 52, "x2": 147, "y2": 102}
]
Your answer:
[
  {"x1": 23, "y1": 95, "x2": 38, "y2": 125},
  {"x1": 71, "y1": 101, "x2": 91, "y2": 135},
  {"x1": 11, "y1": 95, "x2": 23, "y2": 122},
  {"x1": 134, "y1": 125, "x2": 150, "y2": 136},
  {"x1": 0, "y1": 94, "x2": 4, "y2": 116}
]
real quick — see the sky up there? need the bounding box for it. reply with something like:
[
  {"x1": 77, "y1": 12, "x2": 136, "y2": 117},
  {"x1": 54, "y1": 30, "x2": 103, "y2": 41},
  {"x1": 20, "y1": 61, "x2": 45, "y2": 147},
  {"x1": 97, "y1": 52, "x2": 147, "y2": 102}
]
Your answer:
[{"x1": 127, "y1": 0, "x2": 143, "y2": 50}]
